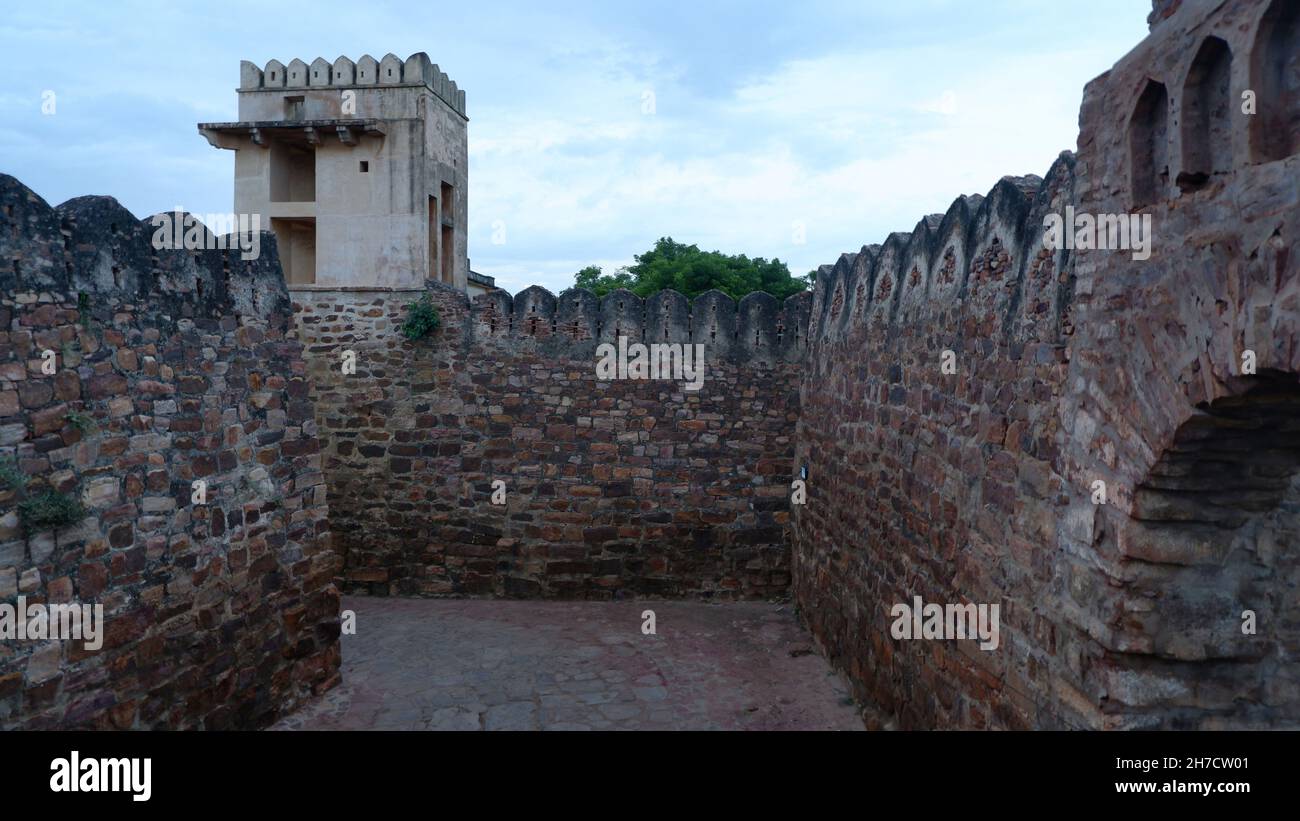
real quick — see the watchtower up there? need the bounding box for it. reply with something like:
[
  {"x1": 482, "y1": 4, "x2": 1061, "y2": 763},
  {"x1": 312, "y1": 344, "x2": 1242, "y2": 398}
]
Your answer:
[{"x1": 198, "y1": 52, "x2": 468, "y2": 291}]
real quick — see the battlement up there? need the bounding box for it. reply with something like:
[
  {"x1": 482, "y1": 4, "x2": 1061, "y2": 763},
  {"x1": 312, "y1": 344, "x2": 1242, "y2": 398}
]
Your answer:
[
  {"x1": 203, "y1": 51, "x2": 470, "y2": 292},
  {"x1": 468, "y1": 285, "x2": 812, "y2": 364},
  {"x1": 239, "y1": 52, "x2": 466, "y2": 118},
  {"x1": 809, "y1": 152, "x2": 1076, "y2": 348},
  {"x1": 0, "y1": 171, "x2": 335, "y2": 731},
  {"x1": 0, "y1": 174, "x2": 289, "y2": 325}
]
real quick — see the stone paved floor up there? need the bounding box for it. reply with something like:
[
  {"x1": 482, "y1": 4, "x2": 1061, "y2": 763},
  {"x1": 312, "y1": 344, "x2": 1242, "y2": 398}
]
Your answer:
[{"x1": 272, "y1": 597, "x2": 865, "y2": 731}]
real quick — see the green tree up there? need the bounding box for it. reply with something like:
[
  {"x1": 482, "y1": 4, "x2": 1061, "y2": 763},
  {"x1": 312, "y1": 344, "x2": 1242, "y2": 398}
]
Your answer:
[
  {"x1": 571, "y1": 238, "x2": 808, "y2": 301},
  {"x1": 573, "y1": 265, "x2": 636, "y2": 297}
]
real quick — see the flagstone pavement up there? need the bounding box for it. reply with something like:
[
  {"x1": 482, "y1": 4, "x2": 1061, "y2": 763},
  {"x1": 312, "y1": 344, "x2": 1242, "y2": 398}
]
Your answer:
[{"x1": 271, "y1": 596, "x2": 865, "y2": 731}]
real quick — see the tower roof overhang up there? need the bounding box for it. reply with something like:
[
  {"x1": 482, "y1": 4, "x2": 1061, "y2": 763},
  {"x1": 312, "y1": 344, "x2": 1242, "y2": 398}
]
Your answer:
[{"x1": 197, "y1": 118, "x2": 387, "y2": 149}]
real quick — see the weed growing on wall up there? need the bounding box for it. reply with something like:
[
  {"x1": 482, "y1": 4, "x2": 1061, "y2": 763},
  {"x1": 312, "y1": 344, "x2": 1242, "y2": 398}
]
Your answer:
[
  {"x1": 18, "y1": 490, "x2": 85, "y2": 534},
  {"x1": 0, "y1": 458, "x2": 25, "y2": 493},
  {"x1": 401, "y1": 293, "x2": 441, "y2": 341},
  {"x1": 1, "y1": 445, "x2": 84, "y2": 534},
  {"x1": 66, "y1": 409, "x2": 96, "y2": 434},
  {"x1": 77, "y1": 291, "x2": 92, "y2": 329}
]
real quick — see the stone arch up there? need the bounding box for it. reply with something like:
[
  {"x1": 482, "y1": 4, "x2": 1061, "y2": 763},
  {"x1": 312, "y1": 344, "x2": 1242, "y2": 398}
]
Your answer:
[
  {"x1": 1130, "y1": 79, "x2": 1170, "y2": 208},
  {"x1": 1250, "y1": 0, "x2": 1300, "y2": 163},
  {"x1": 1178, "y1": 37, "x2": 1233, "y2": 192},
  {"x1": 1127, "y1": 371, "x2": 1300, "y2": 550},
  {"x1": 1112, "y1": 371, "x2": 1300, "y2": 694}
]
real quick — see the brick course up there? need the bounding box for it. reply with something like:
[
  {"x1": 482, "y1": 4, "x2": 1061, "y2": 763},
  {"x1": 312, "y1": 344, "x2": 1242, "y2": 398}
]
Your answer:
[
  {"x1": 0, "y1": 175, "x2": 339, "y2": 729},
  {"x1": 794, "y1": 0, "x2": 1300, "y2": 729},
  {"x1": 293, "y1": 283, "x2": 811, "y2": 599}
]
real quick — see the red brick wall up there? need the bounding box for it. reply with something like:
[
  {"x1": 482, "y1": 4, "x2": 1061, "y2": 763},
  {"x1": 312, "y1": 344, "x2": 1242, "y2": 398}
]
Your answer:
[
  {"x1": 794, "y1": 0, "x2": 1300, "y2": 729},
  {"x1": 1062, "y1": 0, "x2": 1300, "y2": 728},
  {"x1": 0, "y1": 176, "x2": 340, "y2": 729},
  {"x1": 293, "y1": 284, "x2": 811, "y2": 600},
  {"x1": 793, "y1": 158, "x2": 1078, "y2": 729}
]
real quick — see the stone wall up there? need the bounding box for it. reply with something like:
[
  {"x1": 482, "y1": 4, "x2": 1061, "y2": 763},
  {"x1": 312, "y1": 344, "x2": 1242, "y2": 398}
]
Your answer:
[
  {"x1": 292, "y1": 283, "x2": 810, "y2": 599},
  {"x1": 793, "y1": 0, "x2": 1299, "y2": 729},
  {"x1": 793, "y1": 158, "x2": 1079, "y2": 729},
  {"x1": 0, "y1": 174, "x2": 340, "y2": 729},
  {"x1": 2, "y1": 0, "x2": 1290, "y2": 733},
  {"x1": 1063, "y1": 0, "x2": 1300, "y2": 729}
]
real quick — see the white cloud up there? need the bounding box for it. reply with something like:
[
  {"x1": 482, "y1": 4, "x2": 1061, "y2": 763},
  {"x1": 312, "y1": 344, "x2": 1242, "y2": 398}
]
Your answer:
[
  {"x1": 0, "y1": 1, "x2": 1149, "y2": 297},
  {"x1": 469, "y1": 39, "x2": 1124, "y2": 293}
]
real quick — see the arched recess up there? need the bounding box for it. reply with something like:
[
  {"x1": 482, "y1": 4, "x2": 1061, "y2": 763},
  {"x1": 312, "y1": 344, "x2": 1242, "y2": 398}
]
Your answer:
[
  {"x1": 1131, "y1": 371, "x2": 1300, "y2": 537},
  {"x1": 1250, "y1": 0, "x2": 1300, "y2": 163},
  {"x1": 1178, "y1": 37, "x2": 1233, "y2": 192},
  {"x1": 1130, "y1": 80, "x2": 1170, "y2": 208},
  {"x1": 1115, "y1": 371, "x2": 1300, "y2": 688}
]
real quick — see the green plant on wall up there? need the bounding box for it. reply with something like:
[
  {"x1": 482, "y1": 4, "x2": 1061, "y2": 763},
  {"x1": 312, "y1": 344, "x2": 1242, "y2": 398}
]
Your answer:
[
  {"x1": 0, "y1": 457, "x2": 25, "y2": 494},
  {"x1": 1, "y1": 455, "x2": 84, "y2": 534},
  {"x1": 401, "y1": 293, "x2": 441, "y2": 341},
  {"x1": 18, "y1": 490, "x2": 85, "y2": 535},
  {"x1": 77, "y1": 291, "x2": 92, "y2": 329},
  {"x1": 66, "y1": 409, "x2": 97, "y2": 434}
]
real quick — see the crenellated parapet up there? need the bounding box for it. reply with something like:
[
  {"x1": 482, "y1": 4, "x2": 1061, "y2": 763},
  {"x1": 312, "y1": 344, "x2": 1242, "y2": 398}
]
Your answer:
[
  {"x1": 468, "y1": 283, "x2": 812, "y2": 365},
  {"x1": 1016, "y1": 154, "x2": 1077, "y2": 342},
  {"x1": 0, "y1": 174, "x2": 289, "y2": 327},
  {"x1": 809, "y1": 152, "x2": 1078, "y2": 347},
  {"x1": 238, "y1": 52, "x2": 466, "y2": 118},
  {"x1": 0, "y1": 172, "x2": 336, "y2": 731}
]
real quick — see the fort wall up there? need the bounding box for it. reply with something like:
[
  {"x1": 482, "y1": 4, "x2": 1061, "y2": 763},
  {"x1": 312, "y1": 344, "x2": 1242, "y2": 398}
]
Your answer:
[
  {"x1": 1, "y1": 0, "x2": 1293, "y2": 731},
  {"x1": 792, "y1": 0, "x2": 1300, "y2": 729},
  {"x1": 292, "y1": 283, "x2": 811, "y2": 599},
  {"x1": 0, "y1": 175, "x2": 339, "y2": 729}
]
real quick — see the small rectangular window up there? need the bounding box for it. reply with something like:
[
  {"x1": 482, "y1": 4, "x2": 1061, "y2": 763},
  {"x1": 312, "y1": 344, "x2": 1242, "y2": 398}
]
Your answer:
[{"x1": 359, "y1": 161, "x2": 369, "y2": 173}]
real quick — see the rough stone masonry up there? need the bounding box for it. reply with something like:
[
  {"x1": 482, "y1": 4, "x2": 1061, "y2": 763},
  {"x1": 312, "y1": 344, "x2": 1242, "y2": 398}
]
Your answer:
[
  {"x1": 293, "y1": 283, "x2": 811, "y2": 600},
  {"x1": 0, "y1": 178, "x2": 339, "y2": 729},
  {"x1": 794, "y1": 0, "x2": 1299, "y2": 729},
  {"x1": 0, "y1": 0, "x2": 1295, "y2": 731}
]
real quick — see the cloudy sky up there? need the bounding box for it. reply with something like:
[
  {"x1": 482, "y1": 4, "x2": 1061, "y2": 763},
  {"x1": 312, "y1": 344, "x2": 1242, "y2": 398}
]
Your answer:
[{"x1": 0, "y1": 0, "x2": 1148, "y2": 294}]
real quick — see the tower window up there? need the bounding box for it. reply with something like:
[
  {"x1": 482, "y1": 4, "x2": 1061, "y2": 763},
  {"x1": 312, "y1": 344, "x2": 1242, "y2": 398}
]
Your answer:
[{"x1": 359, "y1": 161, "x2": 369, "y2": 173}]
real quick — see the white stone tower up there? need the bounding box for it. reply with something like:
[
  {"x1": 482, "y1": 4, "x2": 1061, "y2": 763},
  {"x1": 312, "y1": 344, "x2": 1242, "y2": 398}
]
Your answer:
[{"x1": 199, "y1": 53, "x2": 468, "y2": 291}]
